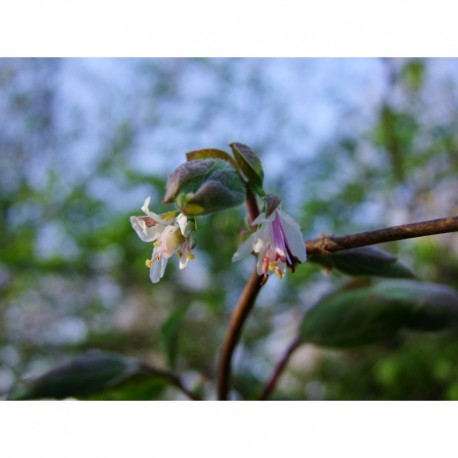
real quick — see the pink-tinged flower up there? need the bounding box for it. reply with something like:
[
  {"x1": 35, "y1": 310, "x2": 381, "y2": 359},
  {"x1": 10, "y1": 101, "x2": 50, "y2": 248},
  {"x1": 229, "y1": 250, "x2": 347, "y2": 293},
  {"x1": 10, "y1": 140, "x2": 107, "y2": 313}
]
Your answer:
[
  {"x1": 232, "y1": 208, "x2": 307, "y2": 279},
  {"x1": 130, "y1": 197, "x2": 195, "y2": 284}
]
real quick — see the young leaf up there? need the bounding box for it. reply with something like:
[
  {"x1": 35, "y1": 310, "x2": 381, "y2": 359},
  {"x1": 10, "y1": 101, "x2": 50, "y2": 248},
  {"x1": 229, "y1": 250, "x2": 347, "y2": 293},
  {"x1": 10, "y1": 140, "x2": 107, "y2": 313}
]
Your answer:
[
  {"x1": 12, "y1": 350, "x2": 141, "y2": 400},
  {"x1": 160, "y1": 303, "x2": 190, "y2": 370},
  {"x1": 308, "y1": 246, "x2": 415, "y2": 279},
  {"x1": 229, "y1": 142, "x2": 265, "y2": 196},
  {"x1": 186, "y1": 148, "x2": 239, "y2": 170},
  {"x1": 164, "y1": 158, "x2": 245, "y2": 215}
]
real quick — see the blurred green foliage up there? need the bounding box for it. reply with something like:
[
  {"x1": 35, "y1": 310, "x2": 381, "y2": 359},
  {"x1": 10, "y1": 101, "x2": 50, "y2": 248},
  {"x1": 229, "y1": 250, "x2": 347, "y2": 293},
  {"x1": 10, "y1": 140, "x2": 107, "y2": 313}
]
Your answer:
[{"x1": 2, "y1": 58, "x2": 458, "y2": 400}]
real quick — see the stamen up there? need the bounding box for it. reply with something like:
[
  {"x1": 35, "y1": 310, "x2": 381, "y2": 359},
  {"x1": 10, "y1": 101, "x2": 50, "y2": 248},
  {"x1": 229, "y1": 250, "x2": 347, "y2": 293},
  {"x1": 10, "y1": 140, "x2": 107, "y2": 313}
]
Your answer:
[
  {"x1": 187, "y1": 253, "x2": 195, "y2": 260},
  {"x1": 262, "y1": 256, "x2": 270, "y2": 274},
  {"x1": 153, "y1": 241, "x2": 161, "y2": 247},
  {"x1": 145, "y1": 259, "x2": 152, "y2": 268}
]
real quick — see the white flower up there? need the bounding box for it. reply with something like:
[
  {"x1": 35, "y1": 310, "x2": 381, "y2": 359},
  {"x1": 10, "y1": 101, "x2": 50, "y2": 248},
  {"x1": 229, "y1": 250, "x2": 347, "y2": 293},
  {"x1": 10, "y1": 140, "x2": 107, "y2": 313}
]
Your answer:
[
  {"x1": 232, "y1": 208, "x2": 307, "y2": 279},
  {"x1": 130, "y1": 197, "x2": 195, "y2": 284}
]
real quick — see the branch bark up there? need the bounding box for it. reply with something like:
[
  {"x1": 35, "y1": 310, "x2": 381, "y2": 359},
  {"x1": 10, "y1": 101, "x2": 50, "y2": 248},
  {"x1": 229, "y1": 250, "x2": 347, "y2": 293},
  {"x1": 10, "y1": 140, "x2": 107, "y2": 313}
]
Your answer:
[
  {"x1": 223, "y1": 209, "x2": 458, "y2": 401},
  {"x1": 217, "y1": 190, "x2": 263, "y2": 400},
  {"x1": 260, "y1": 337, "x2": 302, "y2": 400},
  {"x1": 217, "y1": 266, "x2": 264, "y2": 400},
  {"x1": 259, "y1": 215, "x2": 458, "y2": 400},
  {"x1": 305, "y1": 216, "x2": 458, "y2": 255}
]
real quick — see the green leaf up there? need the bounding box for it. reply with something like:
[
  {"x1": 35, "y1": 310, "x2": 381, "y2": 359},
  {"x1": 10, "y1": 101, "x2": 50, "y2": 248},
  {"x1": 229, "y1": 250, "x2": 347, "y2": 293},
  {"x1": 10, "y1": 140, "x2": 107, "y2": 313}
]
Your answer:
[
  {"x1": 308, "y1": 246, "x2": 415, "y2": 279},
  {"x1": 164, "y1": 158, "x2": 246, "y2": 215},
  {"x1": 300, "y1": 288, "x2": 411, "y2": 348},
  {"x1": 186, "y1": 148, "x2": 239, "y2": 170},
  {"x1": 84, "y1": 374, "x2": 168, "y2": 400},
  {"x1": 229, "y1": 142, "x2": 265, "y2": 196},
  {"x1": 12, "y1": 350, "x2": 141, "y2": 400},
  {"x1": 300, "y1": 280, "x2": 458, "y2": 348},
  {"x1": 371, "y1": 280, "x2": 458, "y2": 332},
  {"x1": 160, "y1": 303, "x2": 190, "y2": 370}
]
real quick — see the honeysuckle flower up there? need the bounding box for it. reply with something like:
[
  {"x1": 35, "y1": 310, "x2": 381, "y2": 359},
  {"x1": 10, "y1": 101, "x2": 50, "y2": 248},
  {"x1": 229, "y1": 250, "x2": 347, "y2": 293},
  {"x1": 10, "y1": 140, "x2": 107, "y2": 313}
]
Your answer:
[
  {"x1": 232, "y1": 208, "x2": 307, "y2": 279},
  {"x1": 130, "y1": 197, "x2": 195, "y2": 284}
]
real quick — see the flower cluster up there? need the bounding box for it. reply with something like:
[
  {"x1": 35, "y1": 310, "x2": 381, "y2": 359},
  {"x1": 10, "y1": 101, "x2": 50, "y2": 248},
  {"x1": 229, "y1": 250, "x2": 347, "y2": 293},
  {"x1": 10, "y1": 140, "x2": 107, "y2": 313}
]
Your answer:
[
  {"x1": 130, "y1": 197, "x2": 195, "y2": 284},
  {"x1": 131, "y1": 197, "x2": 307, "y2": 283}
]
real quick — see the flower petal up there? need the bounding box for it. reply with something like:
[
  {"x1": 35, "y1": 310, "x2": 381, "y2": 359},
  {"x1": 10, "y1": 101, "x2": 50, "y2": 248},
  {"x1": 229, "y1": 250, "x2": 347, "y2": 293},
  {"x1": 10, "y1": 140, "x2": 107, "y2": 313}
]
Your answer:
[
  {"x1": 256, "y1": 252, "x2": 265, "y2": 275},
  {"x1": 251, "y1": 212, "x2": 267, "y2": 226},
  {"x1": 232, "y1": 234, "x2": 256, "y2": 262},
  {"x1": 179, "y1": 250, "x2": 189, "y2": 269},
  {"x1": 141, "y1": 196, "x2": 170, "y2": 225},
  {"x1": 274, "y1": 260, "x2": 287, "y2": 278},
  {"x1": 141, "y1": 196, "x2": 151, "y2": 213},
  {"x1": 162, "y1": 226, "x2": 183, "y2": 257},
  {"x1": 130, "y1": 216, "x2": 163, "y2": 242},
  {"x1": 278, "y1": 210, "x2": 307, "y2": 262},
  {"x1": 150, "y1": 256, "x2": 168, "y2": 283},
  {"x1": 176, "y1": 213, "x2": 193, "y2": 237}
]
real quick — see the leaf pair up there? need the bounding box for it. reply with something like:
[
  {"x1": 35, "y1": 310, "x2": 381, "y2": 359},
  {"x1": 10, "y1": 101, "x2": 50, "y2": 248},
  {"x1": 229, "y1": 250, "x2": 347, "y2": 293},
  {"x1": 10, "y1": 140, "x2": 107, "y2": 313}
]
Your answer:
[
  {"x1": 164, "y1": 143, "x2": 266, "y2": 216},
  {"x1": 185, "y1": 143, "x2": 265, "y2": 196}
]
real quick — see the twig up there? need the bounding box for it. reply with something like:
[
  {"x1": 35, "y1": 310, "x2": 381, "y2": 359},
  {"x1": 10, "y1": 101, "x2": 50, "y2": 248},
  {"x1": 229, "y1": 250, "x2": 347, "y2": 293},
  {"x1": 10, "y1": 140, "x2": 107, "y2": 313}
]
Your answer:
[
  {"x1": 259, "y1": 216, "x2": 458, "y2": 400},
  {"x1": 140, "y1": 362, "x2": 201, "y2": 401},
  {"x1": 260, "y1": 337, "x2": 302, "y2": 400},
  {"x1": 217, "y1": 266, "x2": 264, "y2": 400},
  {"x1": 222, "y1": 199, "x2": 458, "y2": 400},
  {"x1": 217, "y1": 190, "x2": 263, "y2": 400},
  {"x1": 245, "y1": 189, "x2": 260, "y2": 225},
  {"x1": 305, "y1": 216, "x2": 458, "y2": 255}
]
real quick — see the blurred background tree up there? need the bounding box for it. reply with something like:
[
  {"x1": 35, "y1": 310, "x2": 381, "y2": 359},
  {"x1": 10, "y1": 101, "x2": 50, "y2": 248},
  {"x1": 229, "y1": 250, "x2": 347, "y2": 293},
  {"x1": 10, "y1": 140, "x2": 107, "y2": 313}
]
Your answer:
[{"x1": 1, "y1": 58, "x2": 458, "y2": 400}]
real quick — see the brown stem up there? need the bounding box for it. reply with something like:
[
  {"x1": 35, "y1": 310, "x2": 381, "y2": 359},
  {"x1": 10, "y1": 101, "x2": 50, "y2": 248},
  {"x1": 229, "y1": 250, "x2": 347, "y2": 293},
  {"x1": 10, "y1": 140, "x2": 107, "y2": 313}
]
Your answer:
[
  {"x1": 217, "y1": 266, "x2": 264, "y2": 400},
  {"x1": 140, "y1": 362, "x2": 201, "y2": 401},
  {"x1": 259, "y1": 215, "x2": 458, "y2": 400},
  {"x1": 305, "y1": 216, "x2": 458, "y2": 255},
  {"x1": 217, "y1": 190, "x2": 262, "y2": 400},
  {"x1": 260, "y1": 337, "x2": 302, "y2": 400},
  {"x1": 245, "y1": 189, "x2": 260, "y2": 225}
]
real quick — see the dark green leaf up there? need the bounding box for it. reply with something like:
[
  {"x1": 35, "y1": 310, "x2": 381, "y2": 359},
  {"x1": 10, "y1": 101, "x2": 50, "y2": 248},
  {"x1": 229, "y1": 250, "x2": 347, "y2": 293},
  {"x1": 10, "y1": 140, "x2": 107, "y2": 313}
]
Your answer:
[
  {"x1": 83, "y1": 373, "x2": 168, "y2": 400},
  {"x1": 308, "y1": 246, "x2": 415, "y2": 279},
  {"x1": 13, "y1": 350, "x2": 141, "y2": 400},
  {"x1": 160, "y1": 303, "x2": 190, "y2": 370},
  {"x1": 164, "y1": 158, "x2": 245, "y2": 215},
  {"x1": 300, "y1": 288, "x2": 411, "y2": 347},
  {"x1": 229, "y1": 142, "x2": 265, "y2": 196},
  {"x1": 371, "y1": 280, "x2": 458, "y2": 331},
  {"x1": 300, "y1": 280, "x2": 458, "y2": 348}
]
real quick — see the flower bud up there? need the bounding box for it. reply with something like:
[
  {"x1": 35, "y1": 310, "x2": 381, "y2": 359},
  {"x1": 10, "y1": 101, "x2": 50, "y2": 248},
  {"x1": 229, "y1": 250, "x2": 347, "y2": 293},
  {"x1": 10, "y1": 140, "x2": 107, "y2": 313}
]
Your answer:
[
  {"x1": 163, "y1": 158, "x2": 246, "y2": 216},
  {"x1": 262, "y1": 194, "x2": 282, "y2": 218}
]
